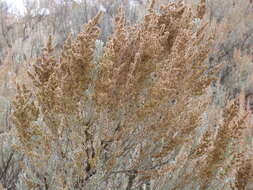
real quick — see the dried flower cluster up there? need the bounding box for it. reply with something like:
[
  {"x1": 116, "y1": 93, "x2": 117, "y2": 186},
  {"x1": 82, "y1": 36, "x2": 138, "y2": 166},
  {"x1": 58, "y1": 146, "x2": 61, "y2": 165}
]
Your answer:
[{"x1": 12, "y1": 12, "x2": 102, "y2": 189}]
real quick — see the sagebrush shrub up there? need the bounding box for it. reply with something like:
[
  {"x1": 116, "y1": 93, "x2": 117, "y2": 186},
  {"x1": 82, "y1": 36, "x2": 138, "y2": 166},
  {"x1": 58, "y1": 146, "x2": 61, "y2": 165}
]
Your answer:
[{"x1": 11, "y1": 1, "x2": 253, "y2": 189}]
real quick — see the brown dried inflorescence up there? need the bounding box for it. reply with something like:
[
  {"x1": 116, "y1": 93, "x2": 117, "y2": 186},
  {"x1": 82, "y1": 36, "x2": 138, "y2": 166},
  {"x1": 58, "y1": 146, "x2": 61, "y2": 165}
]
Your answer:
[{"x1": 12, "y1": 12, "x2": 103, "y2": 188}]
